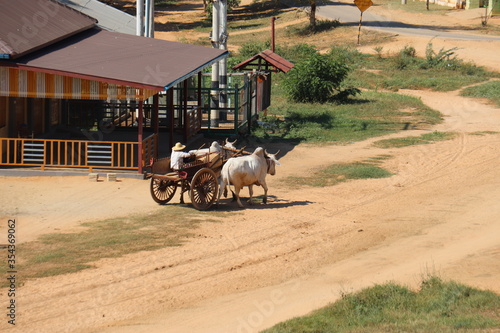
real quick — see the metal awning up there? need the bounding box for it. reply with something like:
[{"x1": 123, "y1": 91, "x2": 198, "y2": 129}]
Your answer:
[
  {"x1": 56, "y1": 0, "x2": 136, "y2": 35},
  {"x1": 0, "y1": 0, "x2": 97, "y2": 59}
]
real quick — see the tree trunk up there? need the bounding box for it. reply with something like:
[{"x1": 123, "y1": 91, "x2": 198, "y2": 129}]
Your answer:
[{"x1": 309, "y1": 0, "x2": 316, "y2": 31}]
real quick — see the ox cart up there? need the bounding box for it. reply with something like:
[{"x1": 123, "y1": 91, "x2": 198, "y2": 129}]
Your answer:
[{"x1": 148, "y1": 147, "x2": 248, "y2": 210}]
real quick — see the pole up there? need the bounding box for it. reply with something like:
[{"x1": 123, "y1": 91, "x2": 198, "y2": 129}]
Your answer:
[
  {"x1": 219, "y1": 0, "x2": 227, "y2": 121},
  {"x1": 210, "y1": 0, "x2": 220, "y2": 128},
  {"x1": 357, "y1": 12, "x2": 363, "y2": 45},
  {"x1": 148, "y1": 0, "x2": 155, "y2": 37},
  {"x1": 136, "y1": 0, "x2": 144, "y2": 36},
  {"x1": 271, "y1": 17, "x2": 277, "y2": 52},
  {"x1": 145, "y1": 0, "x2": 150, "y2": 37}
]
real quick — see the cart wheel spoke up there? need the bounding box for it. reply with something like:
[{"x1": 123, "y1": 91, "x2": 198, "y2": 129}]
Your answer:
[
  {"x1": 190, "y1": 168, "x2": 218, "y2": 210},
  {"x1": 150, "y1": 177, "x2": 177, "y2": 204}
]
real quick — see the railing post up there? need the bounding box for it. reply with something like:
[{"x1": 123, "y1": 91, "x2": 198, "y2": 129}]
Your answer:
[
  {"x1": 247, "y1": 78, "x2": 252, "y2": 134},
  {"x1": 234, "y1": 85, "x2": 239, "y2": 136}
]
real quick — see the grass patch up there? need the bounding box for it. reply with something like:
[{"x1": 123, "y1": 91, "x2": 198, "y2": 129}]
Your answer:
[
  {"x1": 228, "y1": 2, "x2": 298, "y2": 35},
  {"x1": 460, "y1": 80, "x2": 500, "y2": 107},
  {"x1": 288, "y1": 19, "x2": 341, "y2": 36},
  {"x1": 346, "y1": 46, "x2": 494, "y2": 92},
  {"x1": 375, "y1": 0, "x2": 455, "y2": 15},
  {"x1": 469, "y1": 130, "x2": 499, "y2": 136},
  {"x1": 373, "y1": 131, "x2": 457, "y2": 148},
  {"x1": 284, "y1": 157, "x2": 393, "y2": 187},
  {"x1": 258, "y1": 90, "x2": 442, "y2": 144},
  {"x1": 263, "y1": 276, "x2": 500, "y2": 333},
  {"x1": 0, "y1": 206, "x2": 221, "y2": 286}
]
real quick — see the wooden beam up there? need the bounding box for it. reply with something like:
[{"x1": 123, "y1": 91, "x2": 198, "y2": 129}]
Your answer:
[
  {"x1": 137, "y1": 101, "x2": 144, "y2": 174},
  {"x1": 153, "y1": 93, "x2": 159, "y2": 158},
  {"x1": 168, "y1": 88, "x2": 174, "y2": 150}
]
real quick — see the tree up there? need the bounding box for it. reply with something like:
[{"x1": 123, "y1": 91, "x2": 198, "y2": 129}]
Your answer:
[
  {"x1": 204, "y1": 0, "x2": 241, "y2": 16},
  {"x1": 282, "y1": 53, "x2": 359, "y2": 103}
]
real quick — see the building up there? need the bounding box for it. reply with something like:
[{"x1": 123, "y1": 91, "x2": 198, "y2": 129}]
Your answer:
[{"x1": 0, "y1": 0, "x2": 228, "y2": 174}]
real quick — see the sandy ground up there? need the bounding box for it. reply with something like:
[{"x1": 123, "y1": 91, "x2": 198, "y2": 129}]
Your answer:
[{"x1": 1, "y1": 2, "x2": 500, "y2": 333}]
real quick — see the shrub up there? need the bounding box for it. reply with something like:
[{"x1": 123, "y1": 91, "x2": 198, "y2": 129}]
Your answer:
[
  {"x1": 393, "y1": 45, "x2": 418, "y2": 70},
  {"x1": 282, "y1": 53, "x2": 360, "y2": 103},
  {"x1": 281, "y1": 43, "x2": 318, "y2": 63},
  {"x1": 237, "y1": 40, "x2": 272, "y2": 59}
]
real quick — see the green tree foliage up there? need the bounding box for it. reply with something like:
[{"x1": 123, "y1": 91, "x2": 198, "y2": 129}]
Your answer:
[
  {"x1": 282, "y1": 53, "x2": 360, "y2": 103},
  {"x1": 205, "y1": 0, "x2": 241, "y2": 17}
]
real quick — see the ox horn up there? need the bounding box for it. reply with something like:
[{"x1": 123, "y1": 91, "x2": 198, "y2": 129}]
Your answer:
[{"x1": 265, "y1": 149, "x2": 280, "y2": 156}]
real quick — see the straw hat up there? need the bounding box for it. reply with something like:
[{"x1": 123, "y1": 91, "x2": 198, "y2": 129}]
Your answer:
[{"x1": 172, "y1": 142, "x2": 186, "y2": 151}]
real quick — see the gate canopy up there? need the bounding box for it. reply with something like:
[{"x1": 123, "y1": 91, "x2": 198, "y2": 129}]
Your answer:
[{"x1": 233, "y1": 49, "x2": 294, "y2": 73}]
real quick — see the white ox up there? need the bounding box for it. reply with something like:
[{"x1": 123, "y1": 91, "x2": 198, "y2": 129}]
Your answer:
[
  {"x1": 224, "y1": 138, "x2": 237, "y2": 150},
  {"x1": 190, "y1": 141, "x2": 222, "y2": 156},
  {"x1": 190, "y1": 138, "x2": 237, "y2": 156},
  {"x1": 217, "y1": 147, "x2": 280, "y2": 208}
]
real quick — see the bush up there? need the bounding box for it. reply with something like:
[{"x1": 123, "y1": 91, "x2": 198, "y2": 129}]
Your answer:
[
  {"x1": 282, "y1": 53, "x2": 360, "y2": 103},
  {"x1": 281, "y1": 43, "x2": 318, "y2": 63},
  {"x1": 290, "y1": 19, "x2": 341, "y2": 35},
  {"x1": 328, "y1": 46, "x2": 365, "y2": 65},
  {"x1": 237, "y1": 40, "x2": 272, "y2": 59},
  {"x1": 392, "y1": 45, "x2": 418, "y2": 70}
]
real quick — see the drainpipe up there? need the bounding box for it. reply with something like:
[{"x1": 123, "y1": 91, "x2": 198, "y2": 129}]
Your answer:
[{"x1": 210, "y1": 0, "x2": 220, "y2": 128}]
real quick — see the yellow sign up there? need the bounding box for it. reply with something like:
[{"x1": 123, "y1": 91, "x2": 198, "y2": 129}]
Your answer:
[{"x1": 354, "y1": 0, "x2": 373, "y2": 12}]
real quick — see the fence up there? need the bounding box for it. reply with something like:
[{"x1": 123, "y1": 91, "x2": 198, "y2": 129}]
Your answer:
[
  {"x1": 172, "y1": 76, "x2": 257, "y2": 136},
  {"x1": 0, "y1": 134, "x2": 157, "y2": 172}
]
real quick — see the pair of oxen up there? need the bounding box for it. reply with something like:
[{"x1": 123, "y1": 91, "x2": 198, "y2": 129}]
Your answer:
[{"x1": 191, "y1": 139, "x2": 281, "y2": 208}]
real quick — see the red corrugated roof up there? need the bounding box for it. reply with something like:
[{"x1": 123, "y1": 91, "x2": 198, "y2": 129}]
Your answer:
[
  {"x1": 0, "y1": 0, "x2": 97, "y2": 58},
  {"x1": 232, "y1": 49, "x2": 294, "y2": 73},
  {"x1": 2, "y1": 28, "x2": 228, "y2": 90}
]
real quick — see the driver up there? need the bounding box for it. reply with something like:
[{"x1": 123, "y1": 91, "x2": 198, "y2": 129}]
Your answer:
[{"x1": 170, "y1": 142, "x2": 194, "y2": 171}]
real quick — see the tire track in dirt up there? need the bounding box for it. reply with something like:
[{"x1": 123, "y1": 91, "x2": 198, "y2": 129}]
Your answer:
[{"x1": 6, "y1": 103, "x2": 500, "y2": 333}]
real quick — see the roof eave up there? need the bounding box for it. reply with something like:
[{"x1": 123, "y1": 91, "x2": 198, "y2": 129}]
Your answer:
[{"x1": 163, "y1": 50, "x2": 229, "y2": 90}]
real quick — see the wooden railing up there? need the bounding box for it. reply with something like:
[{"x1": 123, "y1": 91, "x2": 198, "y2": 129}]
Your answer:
[{"x1": 0, "y1": 134, "x2": 157, "y2": 172}]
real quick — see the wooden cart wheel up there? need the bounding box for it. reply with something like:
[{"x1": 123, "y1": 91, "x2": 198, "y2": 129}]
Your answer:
[
  {"x1": 150, "y1": 177, "x2": 177, "y2": 204},
  {"x1": 190, "y1": 168, "x2": 219, "y2": 211}
]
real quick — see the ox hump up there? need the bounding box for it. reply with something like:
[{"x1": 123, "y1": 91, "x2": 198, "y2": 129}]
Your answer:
[{"x1": 253, "y1": 147, "x2": 265, "y2": 156}]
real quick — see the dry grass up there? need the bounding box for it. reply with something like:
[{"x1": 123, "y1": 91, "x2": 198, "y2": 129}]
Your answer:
[{"x1": 0, "y1": 206, "x2": 226, "y2": 286}]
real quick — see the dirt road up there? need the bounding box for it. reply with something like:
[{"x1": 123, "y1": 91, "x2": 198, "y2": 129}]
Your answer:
[
  {"x1": 2, "y1": 87, "x2": 499, "y2": 333},
  {"x1": 1, "y1": 2, "x2": 499, "y2": 333}
]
